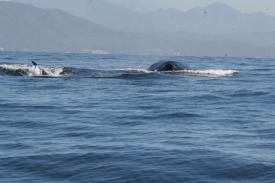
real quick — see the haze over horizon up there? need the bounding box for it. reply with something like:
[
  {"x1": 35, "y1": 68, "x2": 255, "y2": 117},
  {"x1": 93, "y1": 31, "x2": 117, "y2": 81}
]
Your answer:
[
  {"x1": 0, "y1": 0, "x2": 275, "y2": 58},
  {"x1": 8, "y1": 0, "x2": 275, "y2": 35},
  {"x1": 110, "y1": 0, "x2": 275, "y2": 16},
  {"x1": 2, "y1": 0, "x2": 275, "y2": 16}
]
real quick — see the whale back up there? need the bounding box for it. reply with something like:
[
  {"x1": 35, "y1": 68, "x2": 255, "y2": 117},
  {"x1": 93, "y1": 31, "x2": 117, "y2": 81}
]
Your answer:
[{"x1": 148, "y1": 61, "x2": 188, "y2": 72}]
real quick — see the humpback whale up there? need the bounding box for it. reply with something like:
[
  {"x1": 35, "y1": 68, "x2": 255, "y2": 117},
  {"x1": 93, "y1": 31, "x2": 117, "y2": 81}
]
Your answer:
[{"x1": 148, "y1": 61, "x2": 188, "y2": 72}]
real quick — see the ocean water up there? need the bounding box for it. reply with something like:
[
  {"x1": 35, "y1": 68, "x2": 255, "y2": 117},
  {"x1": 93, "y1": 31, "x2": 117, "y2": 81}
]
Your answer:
[{"x1": 0, "y1": 52, "x2": 275, "y2": 183}]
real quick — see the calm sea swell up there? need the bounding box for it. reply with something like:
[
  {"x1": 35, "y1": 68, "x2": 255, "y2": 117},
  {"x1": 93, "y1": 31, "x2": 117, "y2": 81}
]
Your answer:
[{"x1": 0, "y1": 52, "x2": 275, "y2": 182}]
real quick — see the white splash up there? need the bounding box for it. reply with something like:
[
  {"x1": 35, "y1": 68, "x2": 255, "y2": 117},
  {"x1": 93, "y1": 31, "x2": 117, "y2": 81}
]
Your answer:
[
  {"x1": 125, "y1": 68, "x2": 238, "y2": 77},
  {"x1": 0, "y1": 64, "x2": 64, "y2": 77},
  {"x1": 178, "y1": 69, "x2": 238, "y2": 77},
  {"x1": 125, "y1": 68, "x2": 153, "y2": 73}
]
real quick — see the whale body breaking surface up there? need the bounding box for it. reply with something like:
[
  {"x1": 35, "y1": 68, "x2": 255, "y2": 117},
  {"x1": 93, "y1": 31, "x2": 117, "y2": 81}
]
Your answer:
[{"x1": 148, "y1": 61, "x2": 189, "y2": 72}]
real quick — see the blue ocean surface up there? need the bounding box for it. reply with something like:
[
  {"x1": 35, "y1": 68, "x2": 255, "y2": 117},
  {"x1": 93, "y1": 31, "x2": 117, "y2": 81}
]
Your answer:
[{"x1": 0, "y1": 52, "x2": 275, "y2": 183}]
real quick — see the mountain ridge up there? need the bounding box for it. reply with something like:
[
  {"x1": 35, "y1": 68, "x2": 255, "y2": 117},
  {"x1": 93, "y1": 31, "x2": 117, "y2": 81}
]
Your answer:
[
  {"x1": 9, "y1": 0, "x2": 275, "y2": 34},
  {"x1": 0, "y1": 1, "x2": 275, "y2": 58}
]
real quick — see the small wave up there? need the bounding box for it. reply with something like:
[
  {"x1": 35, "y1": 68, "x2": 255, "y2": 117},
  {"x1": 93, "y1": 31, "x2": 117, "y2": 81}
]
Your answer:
[
  {"x1": 178, "y1": 69, "x2": 238, "y2": 77},
  {"x1": 0, "y1": 64, "x2": 65, "y2": 77},
  {"x1": 159, "y1": 112, "x2": 202, "y2": 119},
  {"x1": 230, "y1": 90, "x2": 270, "y2": 97}
]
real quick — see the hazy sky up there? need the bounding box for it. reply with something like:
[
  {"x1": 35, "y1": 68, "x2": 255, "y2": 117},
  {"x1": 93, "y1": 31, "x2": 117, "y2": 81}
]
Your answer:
[{"x1": 110, "y1": 0, "x2": 275, "y2": 16}]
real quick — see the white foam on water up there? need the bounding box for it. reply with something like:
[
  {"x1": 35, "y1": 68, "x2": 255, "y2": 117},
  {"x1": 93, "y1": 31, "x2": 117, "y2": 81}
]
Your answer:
[
  {"x1": 0, "y1": 64, "x2": 26, "y2": 70},
  {"x1": 124, "y1": 68, "x2": 153, "y2": 73},
  {"x1": 0, "y1": 64, "x2": 64, "y2": 77},
  {"x1": 177, "y1": 69, "x2": 238, "y2": 77},
  {"x1": 123, "y1": 68, "x2": 238, "y2": 77}
]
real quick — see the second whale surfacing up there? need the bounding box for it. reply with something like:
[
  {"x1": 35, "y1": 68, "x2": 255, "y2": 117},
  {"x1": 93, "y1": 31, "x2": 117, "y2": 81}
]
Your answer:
[{"x1": 148, "y1": 61, "x2": 189, "y2": 72}]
